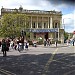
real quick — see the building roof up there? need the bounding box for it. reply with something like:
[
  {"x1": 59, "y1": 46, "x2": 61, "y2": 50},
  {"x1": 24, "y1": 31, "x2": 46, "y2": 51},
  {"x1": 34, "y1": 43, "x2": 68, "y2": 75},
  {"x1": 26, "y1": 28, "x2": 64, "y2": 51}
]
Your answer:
[{"x1": 1, "y1": 7, "x2": 62, "y2": 15}]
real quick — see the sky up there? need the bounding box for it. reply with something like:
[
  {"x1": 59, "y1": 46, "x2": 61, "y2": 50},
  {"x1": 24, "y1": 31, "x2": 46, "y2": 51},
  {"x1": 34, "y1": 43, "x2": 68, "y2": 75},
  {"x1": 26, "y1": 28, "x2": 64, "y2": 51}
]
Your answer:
[{"x1": 0, "y1": 0, "x2": 75, "y2": 33}]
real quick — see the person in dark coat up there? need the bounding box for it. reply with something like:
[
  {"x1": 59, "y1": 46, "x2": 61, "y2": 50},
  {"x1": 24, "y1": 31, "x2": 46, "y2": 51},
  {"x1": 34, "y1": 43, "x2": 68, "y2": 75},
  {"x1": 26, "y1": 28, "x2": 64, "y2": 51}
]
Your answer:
[
  {"x1": 21, "y1": 36, "x2": 24, "y2": 50},
  {"x1": 0, "y1": 41, "x2": 1, "y2": 47},
  {"x1": 1, "y1": 39, "x2": 7, "y2": 57},
  {"x1": 25, "y1": 42, "x2": 28, "y2": 50},
  {"x1": 6, "y1": 38, "x2": 10, "y2": 51}
]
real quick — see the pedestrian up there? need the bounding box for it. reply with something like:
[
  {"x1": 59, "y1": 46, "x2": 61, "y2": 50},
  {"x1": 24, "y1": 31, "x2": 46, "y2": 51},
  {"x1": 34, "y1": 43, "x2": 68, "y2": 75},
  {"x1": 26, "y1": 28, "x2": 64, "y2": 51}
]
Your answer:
[
  {"x1": 21, "y1": 36, "x2": 24, "y2": 50},
  {"x1": 10, "y1": 39, "x2": 14, "y2": 49},
  {"x1": 1, "y1": 39, "x2": 7, "y2": 57},
  {"x1": 0, "y1": 40, "x2": 1, "y2": 47},
  {"x1": 17, "y1": 37, "x2": 20, "y2": 51},
  {"x1": 55, "y1": 41, "x2": 57, "y2": 47},
  {"x1": 47, "y1": 39, "x2": 49, "y2": 46},
  {"x1": 44, "y1": 39, "x2": 46, "y2": 46},
  {"x1": 73, "y1": 40, "x2": 74, "y2": 46},
  {"x1": 14, "y1": 39, "x2": 17, "y2": 50},
  {"x1": 25, "y1": 42, "x2": 28, "y2": 50},
  {"x1": 6, "y1": 38, "x2": 10, "y2": 51}
]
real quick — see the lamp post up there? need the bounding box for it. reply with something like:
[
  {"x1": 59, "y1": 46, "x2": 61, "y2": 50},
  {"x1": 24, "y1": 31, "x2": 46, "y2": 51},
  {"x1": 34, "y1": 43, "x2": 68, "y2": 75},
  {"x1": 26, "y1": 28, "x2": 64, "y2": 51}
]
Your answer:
[
  {"x1": 63, "y1": 18, "x2": 71, "y2": 42},
  {"x1": 63, "y1": 18, "x2": 71, "y2": 32}
]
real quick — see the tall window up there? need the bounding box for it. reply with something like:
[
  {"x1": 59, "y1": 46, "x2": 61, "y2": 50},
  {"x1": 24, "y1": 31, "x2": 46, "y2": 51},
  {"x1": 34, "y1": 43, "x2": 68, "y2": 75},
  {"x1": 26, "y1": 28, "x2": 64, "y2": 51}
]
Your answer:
[
  {"x1": 32, "y1": 22, "x2": 36, "y2": 28},
  {"x1": 44, "y1": 23, "x2": 46, "y2": 28},
  {"x1": 55, "y1": 23, "x2": 58, "y2": 28},
  {"x1": 26, "y1": 22, "x2": 30, "y2": 28},
  {"x1": 44, "y1": 22, "x2": 48, "y2": 28},
  {"x1": 38, "y1": 22, "x2": 42, "y2": 28},
  {"x1": 56, "y1": 32, "x2": 58, "y2": 38}
]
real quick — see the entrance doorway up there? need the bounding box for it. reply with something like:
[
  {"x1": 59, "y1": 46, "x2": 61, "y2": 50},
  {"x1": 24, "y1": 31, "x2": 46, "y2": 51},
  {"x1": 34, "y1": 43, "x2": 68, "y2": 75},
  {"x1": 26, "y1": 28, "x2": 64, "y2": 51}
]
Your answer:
[{"x1": 45, "y1": 32, "x2": 48, "y2": 40}]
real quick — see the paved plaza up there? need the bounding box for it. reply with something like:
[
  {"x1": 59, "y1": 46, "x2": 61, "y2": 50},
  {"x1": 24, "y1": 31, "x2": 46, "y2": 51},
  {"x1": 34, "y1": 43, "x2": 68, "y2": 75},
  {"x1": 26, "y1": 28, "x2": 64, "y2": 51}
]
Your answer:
[{"x1": 0, "y1": 44, "x2": 75, "y2": 75}]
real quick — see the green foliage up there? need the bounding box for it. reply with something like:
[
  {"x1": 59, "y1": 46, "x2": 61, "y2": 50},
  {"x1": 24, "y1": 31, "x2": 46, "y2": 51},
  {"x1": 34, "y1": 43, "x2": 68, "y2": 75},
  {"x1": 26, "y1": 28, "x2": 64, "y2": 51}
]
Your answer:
[
  {"x1": 64, "y1": 32, "x2": 68, "y2": 40},
  {"x1": 0, "y1": 13, "x2": 29, "y2": 38}
]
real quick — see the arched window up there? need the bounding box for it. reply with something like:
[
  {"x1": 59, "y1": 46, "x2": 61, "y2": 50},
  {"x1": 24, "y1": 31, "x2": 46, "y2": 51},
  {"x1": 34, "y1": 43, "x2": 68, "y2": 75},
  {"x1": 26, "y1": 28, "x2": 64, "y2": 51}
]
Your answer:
[{"x1": 53, "y1": 20, "x2": 60, "y2": 28}]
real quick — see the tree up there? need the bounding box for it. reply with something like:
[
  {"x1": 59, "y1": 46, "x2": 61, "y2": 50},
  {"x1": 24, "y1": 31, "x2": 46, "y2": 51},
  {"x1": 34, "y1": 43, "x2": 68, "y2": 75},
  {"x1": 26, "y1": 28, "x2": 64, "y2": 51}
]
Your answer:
[
  {"x1": 0, "y1": 13, "x2": 29, "y2": 38},
  {"x1": 64, "y1": 32, "x2": 68, "y2": 42}
]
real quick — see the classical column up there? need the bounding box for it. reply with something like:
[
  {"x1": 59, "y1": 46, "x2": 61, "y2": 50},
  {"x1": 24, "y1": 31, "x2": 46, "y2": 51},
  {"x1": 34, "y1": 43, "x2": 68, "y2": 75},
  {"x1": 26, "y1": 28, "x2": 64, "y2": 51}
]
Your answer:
[
  {"x1": 58, "y1": 28, "x2": 59, "y2": 41},
  {"x1": 48, "y1": 17, "x2": 49, "y2": 28},
  {"x1": 60, "y1": 18, "x2": 62, "y2": 28},
  {"x1": 42, "y1": 17, "x2": 44, "y2": 29},
  {"x1": 31, "y1": 16, "x2": 32, "y2": 28},
  {"x1": 37, "y1": 16, "x2": 38, "y2": 28},
  {"x1": 50, "y1": 16, "x2": 53, "y2": 28}
]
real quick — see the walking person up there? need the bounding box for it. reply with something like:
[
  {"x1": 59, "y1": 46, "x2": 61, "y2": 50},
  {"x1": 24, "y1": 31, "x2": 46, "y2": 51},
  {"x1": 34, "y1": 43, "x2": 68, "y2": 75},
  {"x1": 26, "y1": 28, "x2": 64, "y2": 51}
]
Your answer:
[
  {"x1": 17, "y1": 37, "x2": 20, "y2": 51},
  {"x1": 14, "y1": 39, "x2": 17, "y2": 50},
  {"x1": 21, "y1": 36, "x2": 24, "y2": 50},
  {"x1": 6, "y1": 38, "x2": 10, "y2": 51},
  {"x1": 44, "y1": 39, "x2": 46, "y2": 46},
  {"x1": 0, "y1": 40, "x2": 1, "y2": 47},
  {"x1": 25, "y1": 42, "x2": 28, "y2": 50},
  {"x1": 73, "y1": 40, "x2": 74, "y2": 46},
  {"x1": 10, "y1": 39, "x2": 14, "y2": 49},
  {"x1": 55, "y1": 41, "x2": 57, "y2": 47},
  {"x1": 1, "y1": 39, "x2": 7, "y2": 57}
]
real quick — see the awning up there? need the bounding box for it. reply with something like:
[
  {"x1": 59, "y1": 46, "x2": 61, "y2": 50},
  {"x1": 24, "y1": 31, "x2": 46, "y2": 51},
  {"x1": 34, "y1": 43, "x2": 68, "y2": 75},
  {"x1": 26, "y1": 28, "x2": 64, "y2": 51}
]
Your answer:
[{"x1": 29, "y1": 29, "x2": 58, "y2": 33}]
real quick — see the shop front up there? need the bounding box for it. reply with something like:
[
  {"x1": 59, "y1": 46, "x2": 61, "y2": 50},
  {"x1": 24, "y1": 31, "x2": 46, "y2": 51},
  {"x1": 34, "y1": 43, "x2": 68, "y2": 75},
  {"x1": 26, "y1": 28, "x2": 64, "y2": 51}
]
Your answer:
[{"x1": 29, "y1": 28, "x2": 58, "y2": 41}]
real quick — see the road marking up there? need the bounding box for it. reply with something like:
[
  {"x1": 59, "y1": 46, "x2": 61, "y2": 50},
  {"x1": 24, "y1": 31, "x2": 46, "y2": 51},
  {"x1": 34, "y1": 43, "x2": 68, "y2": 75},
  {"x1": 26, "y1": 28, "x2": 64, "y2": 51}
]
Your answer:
[
  {"x1": 0, "y1": 68, "x2": 16, "y2": 75},
  {"x1": 42, "y1": 48, "x2": 58, "y2": 75}
]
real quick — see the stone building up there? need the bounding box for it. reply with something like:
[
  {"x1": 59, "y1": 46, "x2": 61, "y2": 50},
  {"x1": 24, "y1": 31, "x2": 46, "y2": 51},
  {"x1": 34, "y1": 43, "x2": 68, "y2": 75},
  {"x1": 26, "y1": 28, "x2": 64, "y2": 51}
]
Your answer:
[{"x1": 1, "y1": 6, "x2": 64, "y2": 43}]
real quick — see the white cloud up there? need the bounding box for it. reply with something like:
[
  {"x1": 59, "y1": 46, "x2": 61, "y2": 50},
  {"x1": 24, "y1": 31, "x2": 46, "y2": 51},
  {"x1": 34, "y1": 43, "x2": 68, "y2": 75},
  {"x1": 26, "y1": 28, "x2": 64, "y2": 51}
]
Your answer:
[
  {"x1": 62, "y1": 10, "x2": 75, "y2": 33},
  {"x1": 0, "y1": 0, "x2": 59, "y2": 12}
]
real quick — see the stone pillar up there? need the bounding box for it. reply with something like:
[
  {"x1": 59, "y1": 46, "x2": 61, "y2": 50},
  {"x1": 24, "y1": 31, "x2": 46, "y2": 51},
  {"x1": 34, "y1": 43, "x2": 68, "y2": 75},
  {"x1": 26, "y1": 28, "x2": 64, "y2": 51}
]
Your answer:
[
  {"x1": 57, "y1": 23, "x2": 58, "y2": 28},
  {"x1": 42, "y1": 17, "x2": 44, "y2": 29},
  {"x1": 50, "y1": 16, "x2": 53, "y2": 28},
  {"x1": 60, "y1": 18, "x2": 62, "y2": 28},
  {"x1": 58, "y1": 28, "x2": 59, "y2": 41},
  {"x1": 37, "y1": 16, "x2": 38, "y2": 28},
  {"x1": 48, "y1": 17, "x2": 49, "y2": 28},
  {"x1": 31, "y1": 16, "x2": 32, "y2": 28}
]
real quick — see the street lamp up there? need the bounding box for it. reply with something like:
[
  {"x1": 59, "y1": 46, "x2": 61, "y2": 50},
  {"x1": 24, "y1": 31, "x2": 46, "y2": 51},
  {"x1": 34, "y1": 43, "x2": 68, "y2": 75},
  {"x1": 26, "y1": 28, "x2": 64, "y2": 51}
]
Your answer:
[
  {"x1": 63, "y1": 18, "x2": 71, "y2": 42},
  {"x1": 63, "y1": 18, "x2": 71, "y2": 32}
]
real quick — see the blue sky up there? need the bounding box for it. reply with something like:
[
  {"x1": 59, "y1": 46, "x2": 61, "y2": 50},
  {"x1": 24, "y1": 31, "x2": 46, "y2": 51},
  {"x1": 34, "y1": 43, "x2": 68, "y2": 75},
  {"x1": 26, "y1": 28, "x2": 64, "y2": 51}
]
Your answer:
[{"x1": 0, "y1": 0, "x2": 75, "y2": 33}]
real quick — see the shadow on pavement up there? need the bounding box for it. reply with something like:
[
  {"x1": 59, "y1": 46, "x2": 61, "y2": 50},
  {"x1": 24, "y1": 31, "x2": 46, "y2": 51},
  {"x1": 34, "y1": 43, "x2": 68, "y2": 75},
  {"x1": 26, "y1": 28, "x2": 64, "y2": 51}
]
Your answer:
[{"x1": 0, "y1": 53, "x2": 75, "y2": 75}]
